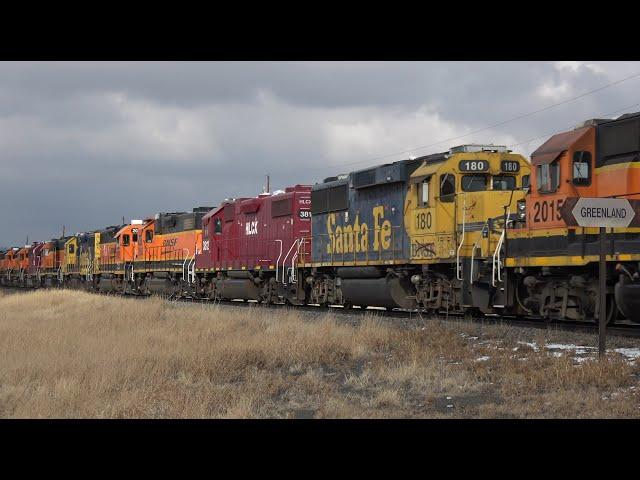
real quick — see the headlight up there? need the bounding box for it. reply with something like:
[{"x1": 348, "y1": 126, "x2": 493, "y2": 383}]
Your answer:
[{"x1": 517, "y1": 200, "x2": 526, "y2": 220}]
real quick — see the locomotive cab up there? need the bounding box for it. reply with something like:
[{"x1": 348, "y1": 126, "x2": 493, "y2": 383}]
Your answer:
[{"x1": 405, "y1": 144, "x2": 530, "y2": 313}]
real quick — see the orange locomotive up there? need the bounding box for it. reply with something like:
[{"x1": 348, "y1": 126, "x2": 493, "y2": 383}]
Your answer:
[
  {"x1": 0, "y1": 246, "x2": 32, "y2": 287},
  {"x1": 97, "y1": 208, "x2": 210, "y2": 295},
  {"x1": 506, "y1": 112, "x2": 640, "y2": 323}
]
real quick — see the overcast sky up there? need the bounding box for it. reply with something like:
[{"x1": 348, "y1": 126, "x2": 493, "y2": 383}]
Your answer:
[{"x1": 2, "y1": 61, "x2": 640, "y2": 246}]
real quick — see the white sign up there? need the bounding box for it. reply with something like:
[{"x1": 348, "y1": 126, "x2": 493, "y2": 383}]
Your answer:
[{"x1": 571, "y1": 198, "x2": 636, "y2": 228}]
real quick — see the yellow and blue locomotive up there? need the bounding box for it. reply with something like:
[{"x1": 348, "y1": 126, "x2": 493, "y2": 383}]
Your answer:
[{"x1": 302, "y1": 144, "x2": 530, "y2": 312}]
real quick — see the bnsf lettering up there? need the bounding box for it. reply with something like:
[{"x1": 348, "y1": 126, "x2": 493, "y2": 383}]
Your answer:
[
  {"x1": 532, "y1": 199, "x2": 564, "y2": 223},
  {"x1": 163, "y1": 238, "x2": 178, "y2": 247}
]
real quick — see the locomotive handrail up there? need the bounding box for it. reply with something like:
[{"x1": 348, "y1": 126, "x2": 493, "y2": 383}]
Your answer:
[
  {"x1": 187, "y1": 252, "x2": 196, "y2": 284},
  {"x1": 280, "y1": 239, "x2": 300, "y2": 284},
  {"x1": 456, "y1": 194, "x2": 466, "y2": 281},
  {"x1": 492, "y1": 209, "x2": 509, "y2": 287},
  {"x1": 469, "y1": 239, "x2": 481, "y2": 284},
  {"x1": 181, "y1": 248, "x2": 190, "y2": 282},
  {"x1": 290, "y1": 237, "x2": 304, "y2": 283},
  {"x1": 275, "y1": 240, "x2": 283, "y2": 282}
]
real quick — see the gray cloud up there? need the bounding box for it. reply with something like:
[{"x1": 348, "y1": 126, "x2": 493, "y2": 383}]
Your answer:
[{"x1": 1, "y1": 61, "x2": 640, "y2": 246}]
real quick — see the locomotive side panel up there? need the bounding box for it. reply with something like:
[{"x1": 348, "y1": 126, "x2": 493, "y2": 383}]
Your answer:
[{"x1": 310, "y1": 163, "x2": 418, "y2": 267}]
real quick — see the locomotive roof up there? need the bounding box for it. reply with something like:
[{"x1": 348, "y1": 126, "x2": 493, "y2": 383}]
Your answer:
[
  {"x1": 315, "y1": 154, "x2": 442, "y2": 191},
  {"x1": 531, "y1": 126, "x2": 591, "y2": 166}
]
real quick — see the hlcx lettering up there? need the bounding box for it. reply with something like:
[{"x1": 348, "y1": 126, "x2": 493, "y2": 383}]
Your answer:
[{"x1": 326, "y1": 206, "x2": 392, "y2": 254}]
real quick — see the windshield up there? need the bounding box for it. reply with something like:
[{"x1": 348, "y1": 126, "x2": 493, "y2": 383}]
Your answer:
[
  {"x1": 461, "y1": 175, "x2": 487, "y2": 192},
  {"x1": 493, "y1": 175, "x2": 516, "y2": 191}
]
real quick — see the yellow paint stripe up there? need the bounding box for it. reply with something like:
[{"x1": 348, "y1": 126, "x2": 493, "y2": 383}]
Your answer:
[
  {"x1": 596, "y1": 162, "x2": 640, "y2": 173},
  {"x1": 506, "y1": 254, "x2": 640, "y2": 267}
]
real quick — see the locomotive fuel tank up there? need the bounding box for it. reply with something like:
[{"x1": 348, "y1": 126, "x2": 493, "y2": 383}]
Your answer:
[{"x1": 340, "y1": 276, "x2": 416, "y2": 309}]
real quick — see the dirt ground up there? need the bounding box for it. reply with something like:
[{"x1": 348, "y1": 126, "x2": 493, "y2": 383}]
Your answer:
[{"x1": 0, "y1": 288, "x2": 639, "y2": 418}]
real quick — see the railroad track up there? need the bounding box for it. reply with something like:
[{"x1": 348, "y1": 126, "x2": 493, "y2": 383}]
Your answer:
[{"x1": 3, "y1": 284, "x2": 640, "y2": 339}]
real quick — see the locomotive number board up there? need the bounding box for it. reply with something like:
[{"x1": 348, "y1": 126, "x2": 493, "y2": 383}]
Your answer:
[
  {"x1": 458, "y1": 160, "x2": 489, "y2": 172},
  {"x1": 501, "y1": 160, "x2": 520, "y2": 173}
]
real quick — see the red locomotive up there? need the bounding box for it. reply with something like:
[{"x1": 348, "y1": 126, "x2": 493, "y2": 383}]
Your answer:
[{"x1": 195, "y1": 185, "x2": 312, "y2": 304}]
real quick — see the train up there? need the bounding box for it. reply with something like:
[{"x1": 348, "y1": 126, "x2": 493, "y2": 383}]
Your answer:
[{"x1": 3, "y1": 111, "x2": 640, "y2": 324}]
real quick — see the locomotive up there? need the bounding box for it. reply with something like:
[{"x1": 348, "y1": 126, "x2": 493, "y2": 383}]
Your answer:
[
  {"x1": 3, "y1": 111, "x2": 640, "y2": 324},
  {"x1": 507, "y1": 111, "x2": 640, "y2": 323}
]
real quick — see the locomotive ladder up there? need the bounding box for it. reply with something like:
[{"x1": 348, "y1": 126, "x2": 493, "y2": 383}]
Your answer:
[
  {"x1": 491, "y1": 209, "x2": 509, "y2": 288},
  {"x1": 469, "y1": 219, "x2": 490, "y2": 284}
]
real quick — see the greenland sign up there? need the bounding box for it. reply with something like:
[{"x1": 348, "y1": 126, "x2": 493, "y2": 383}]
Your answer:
[{"x1": 560, "y1": 197, "x2": 640, "y2": 228}]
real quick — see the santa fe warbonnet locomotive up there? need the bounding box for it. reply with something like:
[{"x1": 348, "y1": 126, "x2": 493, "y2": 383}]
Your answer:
[{"x1": 4, "y1": 112, "x2": 640, "y2": 324}]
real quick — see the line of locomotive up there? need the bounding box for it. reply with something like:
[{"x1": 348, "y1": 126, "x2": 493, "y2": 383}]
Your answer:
[{"x1": 4, "y1": 111, "x2": 640, "y2": 324}]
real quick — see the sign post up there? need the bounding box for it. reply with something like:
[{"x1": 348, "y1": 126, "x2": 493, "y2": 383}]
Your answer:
[
  {"x1": 599, "y1": 226, "x2": 606, "y2": 357},
  {"x1": 559, "y1": 197, "x2": 640, "y2": 358}
]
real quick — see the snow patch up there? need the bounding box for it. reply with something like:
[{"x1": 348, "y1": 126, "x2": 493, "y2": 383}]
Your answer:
[{"x1": 614, "y1": 348, "x2": 640, "y2": 361}]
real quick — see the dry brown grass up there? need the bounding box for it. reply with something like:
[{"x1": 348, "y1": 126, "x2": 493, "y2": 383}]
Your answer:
[{"x1": 0, "y1": 289, "x2": 639, "y2": 418}]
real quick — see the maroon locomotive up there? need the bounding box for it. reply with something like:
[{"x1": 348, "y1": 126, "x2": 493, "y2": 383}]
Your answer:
[{"x1": 194, "y1": 185, "x2": 312, "y2": 304}]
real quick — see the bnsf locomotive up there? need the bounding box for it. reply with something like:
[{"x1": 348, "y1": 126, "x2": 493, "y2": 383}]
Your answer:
[{"x1": 3, "y1": 111, "x2": 640, "y2": 324}]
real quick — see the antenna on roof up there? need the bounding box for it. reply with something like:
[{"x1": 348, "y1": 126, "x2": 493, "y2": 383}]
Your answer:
[
  {"x1": 62, "y1": 225, "x2": 65, "y2": 237},
  {"x1": 263, "y1": 174, "x2": 270, "y2": 194},
  {"x1": 122, "y1": 216, "x2": 125, "y2": 225}
]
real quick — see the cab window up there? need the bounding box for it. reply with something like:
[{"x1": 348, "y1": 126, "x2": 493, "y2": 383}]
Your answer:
[
  {"x1": 122, "y1": 234, "x2": 130, "y2": 246},
  {"x1": 145, "y1": 230, "x2": 153, "y2": 243},
  {"x1": 68, "y1": 245, "x2": 74, "y2": 254},
  {"x1": 572, "y1": 151, "x2": 591, "y2": 186},
  {"x1": 493, "y1": 175, "x2": 516, "y2": 191},
  {"x1": 214, "y1": 218, "x2": 223, "y2": 234},
  {"x1": 522, "y1": 174, "x2": 530, "y2": 190},
  {"x1": 439, "y1": 174, "x2": 455, "y2": 202},
  {"x1": 418, "y1": 178, "x2": 430, "y2": 207},
  {"x1": 537, "y1": 160, "x2": 560, "y2": 193},
  {"x1": 132, "y1": 232, "x2": 138, "y2": 243},
  {"x1": 461, "y1": 175, "x2": 487, "y2": 192}
]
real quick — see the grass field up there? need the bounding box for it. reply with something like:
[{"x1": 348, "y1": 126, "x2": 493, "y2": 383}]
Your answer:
[{"x1": 0, "y1": 289, "x2": 639, "y2": 418}]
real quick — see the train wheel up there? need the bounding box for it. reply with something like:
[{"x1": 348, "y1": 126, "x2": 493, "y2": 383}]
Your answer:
[{"x1": 343, "y1": 302, "x2": 352, "y2": 310}]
